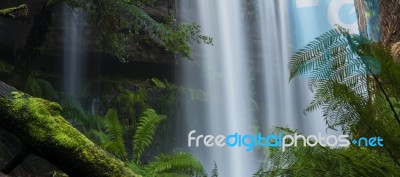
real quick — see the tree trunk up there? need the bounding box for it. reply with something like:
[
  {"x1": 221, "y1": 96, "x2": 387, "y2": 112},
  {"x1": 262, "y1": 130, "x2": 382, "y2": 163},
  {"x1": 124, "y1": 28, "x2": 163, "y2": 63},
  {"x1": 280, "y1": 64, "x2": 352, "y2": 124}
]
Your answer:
[
  {"x1": 354, "y1": 0, "x2": 368, "y2": 37},
  {"x1": 0, "y1": 81, "x2": 140, "y2": 177},
  {"x1": 378, "y1": 0, "x2": 400, "y2": 46},
  {"x1": 354, "y1": 0, "x2": 400, "y2": 44}
]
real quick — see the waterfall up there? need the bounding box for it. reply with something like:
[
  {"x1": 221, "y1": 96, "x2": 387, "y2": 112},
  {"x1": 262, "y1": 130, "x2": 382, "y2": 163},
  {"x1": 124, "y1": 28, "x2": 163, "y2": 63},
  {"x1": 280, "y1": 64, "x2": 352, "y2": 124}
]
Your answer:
[
  {"x1": 62, "y1": 4, "x2": 87, "y2": 96},
  {"x1": 177, "y1": 0, "x2": 333, "y2": 176},
  {"x1": 257, "y1": 1, "x2": 328, "y2": 135},
  {"x1": 178, "y1": 0, "x2": 258, "y2": 176}
]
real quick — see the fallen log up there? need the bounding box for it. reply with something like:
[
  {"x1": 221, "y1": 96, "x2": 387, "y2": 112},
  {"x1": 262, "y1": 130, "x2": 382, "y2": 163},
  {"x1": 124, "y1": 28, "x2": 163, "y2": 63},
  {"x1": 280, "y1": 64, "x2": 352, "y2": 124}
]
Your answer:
[{"x1": 0, "y1": 81, "x2": 140, "y2": 177}]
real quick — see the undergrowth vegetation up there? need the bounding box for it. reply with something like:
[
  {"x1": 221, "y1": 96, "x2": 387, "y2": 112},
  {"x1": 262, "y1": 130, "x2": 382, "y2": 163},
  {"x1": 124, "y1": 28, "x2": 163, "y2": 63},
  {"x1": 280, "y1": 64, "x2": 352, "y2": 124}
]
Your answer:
[
  {"x1": 20, "y1": 77, "x2": 207, "y2": 176},
  {"x1": 255, "y1": 27, "x2": 400, "y2": 176}
]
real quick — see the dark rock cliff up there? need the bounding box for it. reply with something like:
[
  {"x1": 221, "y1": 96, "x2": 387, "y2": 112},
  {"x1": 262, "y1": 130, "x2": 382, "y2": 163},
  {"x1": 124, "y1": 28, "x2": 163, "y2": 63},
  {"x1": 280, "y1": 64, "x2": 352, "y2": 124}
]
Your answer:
[{"x1": 0, "y1": 0, "x2": 177, "y2": 82}]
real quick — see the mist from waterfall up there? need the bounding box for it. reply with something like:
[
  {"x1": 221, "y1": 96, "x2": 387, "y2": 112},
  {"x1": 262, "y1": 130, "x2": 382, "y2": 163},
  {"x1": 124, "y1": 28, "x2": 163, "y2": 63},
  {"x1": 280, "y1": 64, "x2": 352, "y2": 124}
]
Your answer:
[
  {"x1": 62, "y1": 4, "x2": 87, "y2": 96},
  {"x1": 177, "y1": 0, "x2": 331, "y2": 176}
]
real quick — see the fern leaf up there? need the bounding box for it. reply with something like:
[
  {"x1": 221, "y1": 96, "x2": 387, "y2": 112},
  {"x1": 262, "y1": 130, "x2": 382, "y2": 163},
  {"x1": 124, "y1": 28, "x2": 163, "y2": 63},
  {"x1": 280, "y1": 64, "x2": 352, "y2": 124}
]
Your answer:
[
  {"x1": 104, "y1": 109, "x2": 127, "y2": 160},
  {"x1": 132, "y1": 108, "x2": 165, "y2": 164},
  {"x1": 143, "y1": 152, "x2": 205, "y2": 177}
]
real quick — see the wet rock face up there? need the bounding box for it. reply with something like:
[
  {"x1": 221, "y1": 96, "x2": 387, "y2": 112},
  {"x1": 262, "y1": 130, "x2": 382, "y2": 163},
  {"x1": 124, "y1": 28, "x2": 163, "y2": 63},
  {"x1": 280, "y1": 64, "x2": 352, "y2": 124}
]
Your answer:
[
  {"x1": 0, "y1": 0, "x2": 176, "y2": 56},
  {"x1": 0, "y1": 0, "x2": 177, "y2": 81},
  {"x1": 0, "y1": 0, "x2": 175, "y2": 60},
  {"x1": 0, "y1": 0, "x2": 49, "y2": 61}
]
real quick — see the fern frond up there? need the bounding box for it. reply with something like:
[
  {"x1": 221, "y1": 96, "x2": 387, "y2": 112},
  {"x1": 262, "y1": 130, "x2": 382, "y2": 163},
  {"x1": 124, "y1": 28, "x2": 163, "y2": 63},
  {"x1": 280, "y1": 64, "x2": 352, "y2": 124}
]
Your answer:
[
  {"x1": 89, "y1": 130, "x2": 109, "y2": 145},
  {"x1": 25, "y1": 77, "x2": 59, "y2": 101},
  {"x1": 289, "y1": 29, "x2": 347, "y2": 79},
  {"x1": 127, "y1": 162, "x2": 147, "y2": 176},
  {"x1": 287, "y1": 26, "x2": 400, "y2": 169},
  {"x1": 143, "y1": 152, "x2": 205, "y2": 177},
  {"x1": 103, "y1": 109, "x2": 127, "y2": 160},
  {"x1": 58, "y1": 93, "x2": 90, "y2": 131},
  {"x1": 132, "y1": 108, "x2": 165, "y2": 164}
]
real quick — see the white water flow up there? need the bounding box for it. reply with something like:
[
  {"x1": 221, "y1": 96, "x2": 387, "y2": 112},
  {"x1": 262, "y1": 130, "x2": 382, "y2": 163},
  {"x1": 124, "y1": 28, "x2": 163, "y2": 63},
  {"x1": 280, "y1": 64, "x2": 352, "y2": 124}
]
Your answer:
[
  {"x1": 259, "y1": 1, "x2": 300, "y2": 132},
  {"x1": 178, "y1": 0, "x2": 329, "y2": 176},
  {"x1": 63, "y1": 5, "x2": 87, "y2": 96},
  {"x1": 178, "y1": 0, "x2": 257, "y2": 176}
]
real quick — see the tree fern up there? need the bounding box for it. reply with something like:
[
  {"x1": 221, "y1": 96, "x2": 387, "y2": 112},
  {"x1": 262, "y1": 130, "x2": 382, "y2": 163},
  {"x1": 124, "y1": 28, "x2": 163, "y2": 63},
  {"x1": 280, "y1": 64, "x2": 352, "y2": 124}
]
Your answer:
[
  {"x1": 289, "y1": 27, "x2": 400, "y2": 131},
  {"x1": 132, "y1": 108, "x2": 166, "y2": 164},
  {"x1": 286, "y1": 26, "x2": 400, "y2": 175}
]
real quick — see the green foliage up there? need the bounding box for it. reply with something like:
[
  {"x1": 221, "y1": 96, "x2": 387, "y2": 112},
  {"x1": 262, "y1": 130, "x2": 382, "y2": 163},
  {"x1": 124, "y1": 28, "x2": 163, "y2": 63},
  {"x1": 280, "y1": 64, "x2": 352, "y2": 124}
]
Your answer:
[
  {"x1": 151, "y1": 78, "x2": 167, "y2": 89},
  {"x1": 82, "y1": 80, "x2": 182, "y2": 155},
  {"x1": 143, "y1": 152, "x2": 206, "y2": 177},
  {"x1": 58, "y1": 93, "x2": 91, "y2": 130},
  {"x1": 256, "y1": 128, "x2": 400, "y2": 177},
  {"x1": 25, "y1": 77, "x2": 59, "y2": 101},
  {"x1": 116, "y1": 88, "x2": 148, "y2": 126},
  {"x1": 65, "y1": 0, "x2": 212, "y2": 60},
  {"x1": 2, "y1": 93, "x2": 140, "y2": 176},
  {"x1": 103, "y1": 109, "x2": 127, "y2": 160},
  {"x1": 149, "y1": 79, "x2": 177, "y2": 115},
  {"x1": 132, "y1": 109, "x2": 166, "y2": 164},
  {"x1": 275, "y1": 26, "x2": 400, "y2": 176},
  {"x1": 54, "y1": 80, "x2": 204, "y2": 176},
  {"x1": 258, "y1": 142, "x2": 399, "y2": 176},
  {"x1": 75, "y1": 106, "x2": 204, "y2": 177},
  {"x1": 289, "y1": 27, "x2": 400, "y2": 132}
]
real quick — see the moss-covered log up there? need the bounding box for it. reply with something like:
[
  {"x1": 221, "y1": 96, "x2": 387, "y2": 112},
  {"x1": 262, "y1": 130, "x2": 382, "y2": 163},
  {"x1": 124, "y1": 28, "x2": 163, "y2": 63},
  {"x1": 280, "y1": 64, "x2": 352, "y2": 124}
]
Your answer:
[{"x1": 0, "y1": 81, "x2": 140, "y2": 177}]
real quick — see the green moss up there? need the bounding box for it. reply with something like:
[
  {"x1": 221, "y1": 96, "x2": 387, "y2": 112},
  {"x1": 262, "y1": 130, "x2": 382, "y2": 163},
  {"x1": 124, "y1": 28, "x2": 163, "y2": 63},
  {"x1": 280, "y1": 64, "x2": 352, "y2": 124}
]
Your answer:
[
  {"x1": 11, "y1": 91, "x2": 24, "y2": 99},
  {"x1": 9, "y1": 95, "x2": 88, "y2": 148},
  {"x1": 4, "y1": 92, "x2": 140, "y2": 176}
]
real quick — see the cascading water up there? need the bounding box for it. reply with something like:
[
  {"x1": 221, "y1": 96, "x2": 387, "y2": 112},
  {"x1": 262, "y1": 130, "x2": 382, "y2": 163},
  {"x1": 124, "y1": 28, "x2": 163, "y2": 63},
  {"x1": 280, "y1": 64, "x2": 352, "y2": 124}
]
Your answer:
[
  {"x1": 62, "y1": 4, "x2": 87, "y2": 96},
  {"x1": 257, "y1": 1, "x2": 328, "y2": 135},
  {"x1": 180, "y1": 0, "x2": 258, "y2": 176},
  {"x1": 177, "y1": 0, "x2": 332, "y2": 176},
  {"x1": 178, "y1": 0, "x2": 258, "y2": 176}
]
